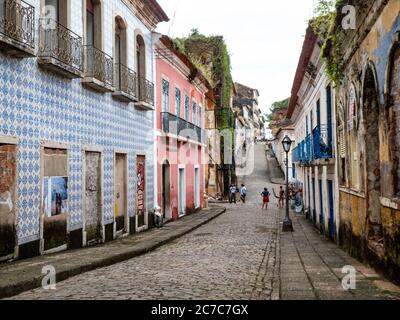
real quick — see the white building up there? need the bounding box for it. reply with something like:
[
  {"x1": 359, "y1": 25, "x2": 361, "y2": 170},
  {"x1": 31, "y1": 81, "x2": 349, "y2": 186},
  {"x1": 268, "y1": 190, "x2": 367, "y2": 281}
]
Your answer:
[
  {"x1": 286, "y1": 26, "x2": 339, "y2": 242},
  {"x1": 273, "y1": 127, "x2": 295, "y2": 180}
]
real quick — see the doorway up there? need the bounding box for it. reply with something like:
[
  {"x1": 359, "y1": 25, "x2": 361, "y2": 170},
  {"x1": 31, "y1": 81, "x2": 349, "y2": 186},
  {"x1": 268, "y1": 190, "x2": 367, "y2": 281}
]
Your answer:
[
  {"x1": 312, "y1": 178, "x2": 316, "y2": 225},
  {"x1": 194, "y1": 167, "x2": 200, "y2": 209},
  {"x1": 0, "y1": 143, "x2": 17, "y2": 259},
  {"x1": 178, "y1": 168, "x2": 186, "y2": 217},
  {"x1": 115, "y1": 153, "x2": 127, "y2": 234},
  {"x1": 328, "y1": 180, "x2": 335, "y2": 241},
  {"x1": 162, "y1": 161, "x2": 171, "y2": 220},
  {"x1": 84, "y1": 151, "x2": 102, "y2": 245},
  {"x1": 363, "y1": 66, "x2": 383, "y2": 246},
  {"x1": 319, "y1": 179, "x2": 324, "y2": 234},
  {"x1": 136, "y1": 155, "x2": 146, "y2": 228}
]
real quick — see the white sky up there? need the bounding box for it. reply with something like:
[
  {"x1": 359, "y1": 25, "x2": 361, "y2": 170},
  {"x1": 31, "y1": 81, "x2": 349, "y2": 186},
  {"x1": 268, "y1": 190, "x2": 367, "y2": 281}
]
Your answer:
[{"x1": 155, "y1": 0, "x2": 317, "y2": 115}]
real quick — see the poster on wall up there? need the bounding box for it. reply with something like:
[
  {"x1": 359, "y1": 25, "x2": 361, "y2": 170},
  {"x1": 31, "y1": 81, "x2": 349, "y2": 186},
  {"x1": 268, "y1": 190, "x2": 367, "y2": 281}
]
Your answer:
[{"x1": 43, "y1": 177, "x2": 68, "y2": 217}]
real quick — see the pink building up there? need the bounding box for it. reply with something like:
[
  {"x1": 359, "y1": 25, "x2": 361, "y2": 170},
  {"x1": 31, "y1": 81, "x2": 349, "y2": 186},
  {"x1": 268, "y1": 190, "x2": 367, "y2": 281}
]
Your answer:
[{"x1": 155, "y1": 35, "x2": 210, "y2": 221}]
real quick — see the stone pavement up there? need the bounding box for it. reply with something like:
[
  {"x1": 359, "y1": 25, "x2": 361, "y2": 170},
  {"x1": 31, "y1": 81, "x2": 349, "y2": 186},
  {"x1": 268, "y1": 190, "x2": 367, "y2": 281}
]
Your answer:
[
  {"x1": 8, "y1": 202, "x2": 280, "y2": 300},
  {"x1": 3, "y1": 143, "x2": 400, "y2": 300},
  {"x1": 0, "y1": 205, "x2": 225, "y2": 299},
  {"x1": 8, "y1": 143, "x2": 280, "y2": 300},
  {"x1": 279, "y1": 210, "x2": 400, "y2": 300}
]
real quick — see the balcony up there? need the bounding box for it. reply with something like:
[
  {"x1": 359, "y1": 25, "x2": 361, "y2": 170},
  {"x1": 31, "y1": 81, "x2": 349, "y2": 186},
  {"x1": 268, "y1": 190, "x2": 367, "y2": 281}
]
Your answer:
[
  {"x1": 82, "y1": 45, "x2": 114, "y2": 92},
  {"x1": 135, "y1": 76, "x2": 154, "y2": 110},
  {"x1": 162, "y1": 112, "x2": 205, "y2": 144},
  {"x1": 313, "y1": 125, "x2": 333, "y2": 161},
  {"x1": 112, "y1": 63, "x2": 138, "y2": 102},
  {"x1": 0, "y1": 0, "x2": 35, "y2": 57},
  {"x1": 38, "y1": 19, "x2": 83, "y2": 78},
  {"x1": 292, "y1": 145, "x2": 300, "y2": 163}
]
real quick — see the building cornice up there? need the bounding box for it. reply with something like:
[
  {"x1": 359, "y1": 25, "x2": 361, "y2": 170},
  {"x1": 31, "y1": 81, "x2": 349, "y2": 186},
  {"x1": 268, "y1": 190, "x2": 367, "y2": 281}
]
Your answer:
[{"x1": 122, "y1": 0, "x2": 169, "y2": 31}]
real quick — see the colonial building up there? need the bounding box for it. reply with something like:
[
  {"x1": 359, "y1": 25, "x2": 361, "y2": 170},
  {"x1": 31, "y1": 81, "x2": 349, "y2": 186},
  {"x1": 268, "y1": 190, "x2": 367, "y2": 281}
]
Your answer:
[
  {"x1": 176, "y1": 33, "x2": 236, "y2": 198},
  {"x1": 0, "y1": 0, "x2": 168, "y2": 261},
  {"x1": 233, "y1": 82, "x2": 263, "y2": 173},
  {"x1": 287, "y1": 25, "x2": 339, "y2": 241},
  {"x1": 273, "y1": 126, "x2": 295, "y2": 181},
  {"x1": 327, "y1": 0, "x2": 400, "y2": 282},
  {"x1": 204, "y1": 89, "x2": 218, "y2": 196},
  {"x1": 154, "y1": 35, "x2": 209, "y2": 220}
]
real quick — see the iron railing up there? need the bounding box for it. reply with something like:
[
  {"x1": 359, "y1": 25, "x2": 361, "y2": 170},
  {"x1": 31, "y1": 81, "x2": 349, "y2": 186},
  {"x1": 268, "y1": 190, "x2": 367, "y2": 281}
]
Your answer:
[
  {"x1": 162, "y1": 112, "x2": 204, "y2": 143},
  {"x1": 0, "y1": 0, "x2": 35, "y2": 49},
  {"x1": 84, "y1": 45, "x2": 113, "y2": 87},
  {"x1": 313, "y1": 124, "x2": 333, "y2": 160},
  {"x1": 292, "y1": 146, "x2": 300, "y2": 163},
  {"x1": 138, "y1": 76, "x2": 154, "y2": 106},
  {"x1": 39, "y1": 18, "x2": 83, "y2": 72},
  {"x1": 292, "y1": 126, "x2": 333, "y2": 164},
  {"x1": 114, "y1": 63, "x2": 138, "y2": 98},
  {"x1": 304, "y1": 134, "x2": 313, "y2": 162}
]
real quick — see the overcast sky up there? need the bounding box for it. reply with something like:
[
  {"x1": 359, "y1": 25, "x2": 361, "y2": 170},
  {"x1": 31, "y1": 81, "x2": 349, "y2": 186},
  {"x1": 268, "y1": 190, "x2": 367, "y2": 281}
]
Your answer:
[{"x1": 155, "y1": 0, "x2": 316, "y2": 115}]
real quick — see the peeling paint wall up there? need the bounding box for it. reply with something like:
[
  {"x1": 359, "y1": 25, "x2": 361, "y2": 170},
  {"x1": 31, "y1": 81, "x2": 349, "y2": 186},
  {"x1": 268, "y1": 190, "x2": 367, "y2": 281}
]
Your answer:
[
  {"x1": 85, "y1": 151, "x2": 102, "y2": 243},
  {"x1": 336, "y1": 0, "x2": 400, "y2": 283},
  {"x1": 0, "y1": 144, "x2": 17, "y2": 258}
]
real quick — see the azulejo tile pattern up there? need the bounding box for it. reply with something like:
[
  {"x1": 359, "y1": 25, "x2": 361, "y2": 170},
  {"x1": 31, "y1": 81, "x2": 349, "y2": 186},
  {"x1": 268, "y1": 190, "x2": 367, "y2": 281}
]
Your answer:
[{"x1": 0, "y1": 0, "x2": 156, "y2": 246}]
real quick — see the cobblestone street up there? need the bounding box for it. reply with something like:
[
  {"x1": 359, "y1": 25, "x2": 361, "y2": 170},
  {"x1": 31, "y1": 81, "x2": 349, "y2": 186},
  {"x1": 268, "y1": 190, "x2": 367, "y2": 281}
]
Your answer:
[{"x1": 8, "y1": 144, "x2": 400, "y2": 300}]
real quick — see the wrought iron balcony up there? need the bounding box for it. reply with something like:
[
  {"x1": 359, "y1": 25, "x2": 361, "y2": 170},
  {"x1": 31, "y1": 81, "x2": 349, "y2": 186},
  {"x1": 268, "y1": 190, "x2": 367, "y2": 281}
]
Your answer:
[
  {"x1": 312, "y1": 124, "x2": 333, "y2": 160},
  {"x1": 0, "y1": 0, "x2": 35, "y2": 56},
  {"x1": 162, "y1": 112, "x2": 204, "y2": 143},
  {"x1": 135, "y1": 76, "x2": 154, "y2": 110},
  {"x1": 292, "y1": 146, "x2": 300, "y2": 163},
  {"x1": 292, "y1": 134, "x2": 314, "y2": 165},
  {"x1": 38, "y1": 18, "x2": 83, "y2": 78},
  {"x1": 113, "y1": 63, "x2": 138, "y2": 102},
  {"x1": 82, "y1": 45, "x2": 114, "y2": 92}
]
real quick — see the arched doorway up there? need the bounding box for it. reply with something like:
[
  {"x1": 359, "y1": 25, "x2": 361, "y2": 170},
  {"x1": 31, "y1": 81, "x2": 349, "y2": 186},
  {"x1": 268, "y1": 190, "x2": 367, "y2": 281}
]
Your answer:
[
  {"x1": 162, "y1": 161, "x2": 171, "y2": 220},
  {"x1": 363, "y1": 65, "x2": 383, "y2": 248},
  {"x1": 389, "y1": 43, "x2": 400, "y2": 196}
]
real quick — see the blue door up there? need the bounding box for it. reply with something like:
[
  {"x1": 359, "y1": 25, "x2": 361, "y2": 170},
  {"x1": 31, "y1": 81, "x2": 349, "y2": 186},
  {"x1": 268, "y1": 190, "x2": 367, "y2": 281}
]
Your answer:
[
  {"x1": 312, "y1": 178, "x2": 316, "y2": 224},
  {"x1": 319, "y1": 180, "x2": 324, "y2": 234},
  {"x1": 328, "y1": 180, "x2": 335, "y2": 241}
]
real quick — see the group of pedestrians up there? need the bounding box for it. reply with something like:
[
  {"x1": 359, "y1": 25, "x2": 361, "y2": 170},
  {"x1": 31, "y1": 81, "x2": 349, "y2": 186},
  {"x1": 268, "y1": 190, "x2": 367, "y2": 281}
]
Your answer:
[
  {"x1": 228, "y1": 182, "x2": 302, "y2": 212},
  {"x1": 229, "y1": 184, "x2": 247, "y2": 204}
]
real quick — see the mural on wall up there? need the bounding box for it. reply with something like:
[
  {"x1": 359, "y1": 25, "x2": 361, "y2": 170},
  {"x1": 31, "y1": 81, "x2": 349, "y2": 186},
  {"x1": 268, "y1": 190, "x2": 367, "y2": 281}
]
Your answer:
[
  {"x1": 43, "y1": 177, "x2": 68, "y2": 217},
  {"x1": 137, "y1": 156, "x2": 146, "y2": 227}
]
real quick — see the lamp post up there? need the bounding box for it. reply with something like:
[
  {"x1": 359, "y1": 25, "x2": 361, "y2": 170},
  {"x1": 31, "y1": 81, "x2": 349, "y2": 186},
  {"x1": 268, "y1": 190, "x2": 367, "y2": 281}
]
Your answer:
[{"x1": 282, "y1": 135, "x2": 294, "y2": 232}]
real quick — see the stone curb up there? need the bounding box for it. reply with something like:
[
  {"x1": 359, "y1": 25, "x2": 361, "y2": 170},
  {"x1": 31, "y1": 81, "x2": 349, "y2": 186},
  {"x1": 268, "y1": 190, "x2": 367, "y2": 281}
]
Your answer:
[
  {"x1": 271, "y1": 212, "x2": 282, "y2": 300},
  {"x1": 0, "y1": 207, "x2": 226, "y2": 299}
]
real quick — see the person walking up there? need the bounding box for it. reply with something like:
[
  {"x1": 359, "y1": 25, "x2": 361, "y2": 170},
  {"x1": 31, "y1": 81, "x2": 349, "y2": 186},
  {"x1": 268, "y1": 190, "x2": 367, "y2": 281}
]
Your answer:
[
  {"x1": 229, "y1": 184, "x2": 237, "y2": 204},
  {"x1": 240, "y1": 184, "x2": 247, "y2": 203},
  {"x1": 261, "y1": 188, "x2": 270, "y2": 210},
  {"x1": 278, "y1": 186, "x2": 285, "y2": 209}
]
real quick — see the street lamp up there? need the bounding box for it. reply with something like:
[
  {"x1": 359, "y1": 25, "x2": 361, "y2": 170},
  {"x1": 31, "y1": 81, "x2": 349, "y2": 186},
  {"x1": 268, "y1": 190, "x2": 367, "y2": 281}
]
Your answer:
[{"x1": 282, "y1": 135, "x2": 294, "y2": 232}]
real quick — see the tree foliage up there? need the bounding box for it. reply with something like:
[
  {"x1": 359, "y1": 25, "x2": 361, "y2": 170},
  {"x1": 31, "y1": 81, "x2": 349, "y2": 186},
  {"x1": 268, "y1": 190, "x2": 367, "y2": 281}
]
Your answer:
[
  {"x1": 266, "y1": 98, "x2": 290, "y2": 128},
  {"x1": 311, "y1": 0, "x2": 345, "y2": 85},
  {"x1": 174, "y1": 29, "x2": 234, "y2": 131}
]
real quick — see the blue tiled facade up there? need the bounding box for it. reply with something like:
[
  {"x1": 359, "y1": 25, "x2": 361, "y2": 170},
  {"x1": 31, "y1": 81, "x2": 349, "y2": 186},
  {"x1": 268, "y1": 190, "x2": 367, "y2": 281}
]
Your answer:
[{"x1": 0, "y1": 0, "x2": 165, "y2": 250}]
